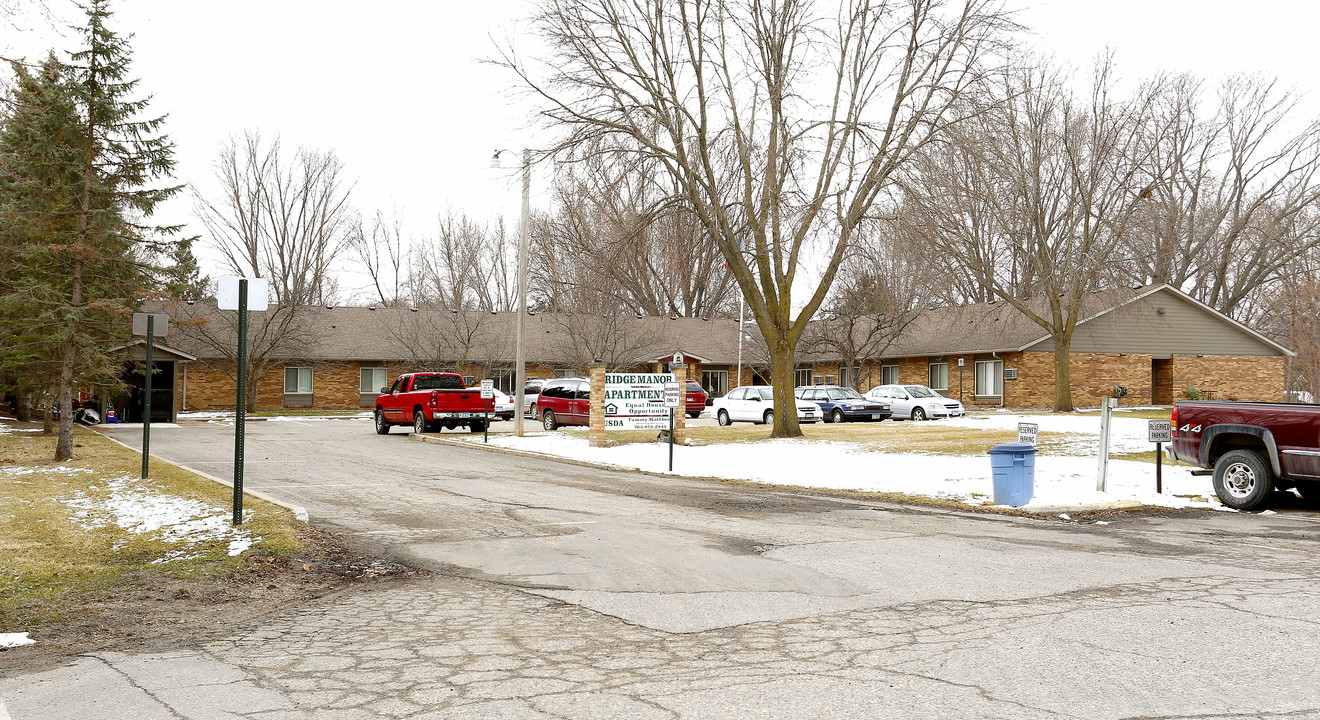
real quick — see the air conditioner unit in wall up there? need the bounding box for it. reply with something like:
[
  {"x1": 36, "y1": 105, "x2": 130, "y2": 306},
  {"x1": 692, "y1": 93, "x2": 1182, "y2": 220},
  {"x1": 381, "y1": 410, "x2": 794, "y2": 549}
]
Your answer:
[{"x1": 1004, "y1": 368, "x2": 1018, "y2": 380}]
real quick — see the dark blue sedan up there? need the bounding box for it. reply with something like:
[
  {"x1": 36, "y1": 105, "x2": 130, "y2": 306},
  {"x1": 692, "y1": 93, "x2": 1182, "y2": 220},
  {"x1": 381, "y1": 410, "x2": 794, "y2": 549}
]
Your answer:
[{"x1": 794, "y1": 386, "x2": 892, "y2": 423}]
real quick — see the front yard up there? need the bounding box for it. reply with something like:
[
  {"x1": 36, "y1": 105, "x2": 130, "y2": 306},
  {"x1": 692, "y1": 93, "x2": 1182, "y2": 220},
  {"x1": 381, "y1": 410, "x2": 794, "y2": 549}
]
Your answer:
[{"x1": 443, "y1": 407, "x2": 1232, "y2": 511}]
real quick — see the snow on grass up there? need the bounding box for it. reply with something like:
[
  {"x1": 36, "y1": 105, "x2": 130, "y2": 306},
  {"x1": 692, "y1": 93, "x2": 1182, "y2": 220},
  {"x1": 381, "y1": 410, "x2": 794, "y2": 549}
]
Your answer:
[
  {"x1": 452, "y1": 412, "x2": 1220, "y2": 511},
  {"x1": 60, "y1": 475, "x2": 256, "y2": 562},
  {"x1": 1, "y1": 632, "x2": 35, "y2": 648}
]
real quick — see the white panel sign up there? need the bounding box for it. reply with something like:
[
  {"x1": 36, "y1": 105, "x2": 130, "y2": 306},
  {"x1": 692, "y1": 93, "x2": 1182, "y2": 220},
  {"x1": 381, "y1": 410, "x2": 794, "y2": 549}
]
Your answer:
[
  {"x1": 664, "y1": 381, "x2": 681, "y2": 408},
  {"x1": 217, "y1": 277, "x2": 270, "y2": 311},
  {"x1": 131, "y1": 313, "x2": 170, "y2": 336},
  {"x1": 1148, "y1": 420, "x2": 1172, "y2": 443},
  {"x1": 1017, "y1": 422, "x2": 1038, "y2": 446},
  {"x1": 480, "y1": 379, "x2": 494, "y2": 399},
  {"x1": 604, "y1": 373, "x2": 673, "y2": 430}
]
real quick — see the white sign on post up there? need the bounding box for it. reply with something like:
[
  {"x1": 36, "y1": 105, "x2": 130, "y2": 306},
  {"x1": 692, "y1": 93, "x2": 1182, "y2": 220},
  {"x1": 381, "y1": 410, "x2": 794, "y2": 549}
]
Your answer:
[
  {"x1": 216, "y1": 277, "x2": 270, "y2": 311},
  {"x1": 1017, "y1": 422, "x2": 1038, "y2": 446},
  {"x1": 664, "y1": 381, "x2": 681, "y2": 408},
  {"x1": 131, "y1": 313, "x2": 170, "y2": 336},
  {"x1": 672, "y1": 352, "x2": 684, "y2": 365},
  {"x1": 957, "y1": 358, "x2": 965, "y2": 367},
  {"x1": 1148, "y1": 420, "x2": 1172, "y2": 443},
  {"x1": 480, "y1": 379, "x2": 494, "y2": 400},
  {"x1": 604, "y1": 372, "x2": 673, "y2": 430}
]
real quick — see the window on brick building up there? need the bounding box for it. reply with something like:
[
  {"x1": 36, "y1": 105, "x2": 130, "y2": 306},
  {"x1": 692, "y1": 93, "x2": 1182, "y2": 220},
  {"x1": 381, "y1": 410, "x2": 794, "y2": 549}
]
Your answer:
[
  {"x1": 794, "y1": 368, "x2": 812, "y2": 387},
  {"x1": 880, "y1": 365, "x2": 899, "y2": 385},
  {"x1": 284, "y1": 367, "x2": 313, "y2": 394},
  {"x1": 974, "y1": 360, "x2": 1003, "y2": 397},
  {"x1": 838, "y1": 366, "x2": 861, "y2": 388},
  {"x1": 360, "y1": 367, "x2": 387, "y2": 394},
  {"x1": 928, "y1": 363, "x2": 948, "y2": 391}
]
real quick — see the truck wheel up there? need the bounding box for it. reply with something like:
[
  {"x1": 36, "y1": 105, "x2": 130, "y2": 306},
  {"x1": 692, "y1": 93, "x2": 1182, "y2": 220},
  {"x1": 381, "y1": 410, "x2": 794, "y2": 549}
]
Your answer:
[
  {"x1": 413, "y1": 411, "x2": 428, "y2": 435},
  {"x1": 469, "y1": 420, "x2": 485, "y2": 433},
  {"x1": 1213, "y1": 449, "x2": 1274, "y2": 511},
  {"x1": 374, "y1": 409, "x2": 390, "y2": 435},
  {"x1": 542, "y1": 409, "x2": 558, "y2": 430},
  {"x1": 717, "y1": 410, "x2": 731, "y2": 426}
]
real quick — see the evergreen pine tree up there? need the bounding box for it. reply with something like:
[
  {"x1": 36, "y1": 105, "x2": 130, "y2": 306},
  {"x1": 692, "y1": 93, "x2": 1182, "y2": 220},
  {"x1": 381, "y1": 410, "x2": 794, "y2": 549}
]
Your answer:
[
  {"x1": 161, "y1": 235, "x2": 209, "y2": 302},
  {"x1": 0, "y1": 0, "x2": 179, "y2": 459}
]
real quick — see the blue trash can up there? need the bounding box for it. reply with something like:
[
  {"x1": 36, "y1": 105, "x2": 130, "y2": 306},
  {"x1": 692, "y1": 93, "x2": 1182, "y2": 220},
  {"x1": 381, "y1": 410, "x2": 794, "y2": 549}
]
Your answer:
[{"x1": 988, "y1": 441, "x2": 1037, "y2": 507}]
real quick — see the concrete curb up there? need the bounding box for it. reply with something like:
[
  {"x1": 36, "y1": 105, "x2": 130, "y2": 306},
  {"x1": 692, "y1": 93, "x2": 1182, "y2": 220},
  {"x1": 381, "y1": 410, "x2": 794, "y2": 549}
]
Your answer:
[
  {"x1": 94, "y1": 429, "x2": 310, "y2": 523},
  {"x1": 1014, "y1": 500, "x2": 1143, "y2": 516}
]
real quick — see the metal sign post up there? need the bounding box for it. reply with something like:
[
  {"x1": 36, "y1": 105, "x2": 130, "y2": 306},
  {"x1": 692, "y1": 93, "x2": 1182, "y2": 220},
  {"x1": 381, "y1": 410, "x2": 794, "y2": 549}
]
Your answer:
[
  {"x1": 131, "y1": 313, "x2": 169, "y2": 479},
  {"x1": 480, "y1": 380, "x2": 494, "y2": 443},
  {"x1": 217, "y1": 277, "x2": 268, "y2": 527},
  {"x1": 1148, "y1": 420, "x2": 1173, "y2": 494}
]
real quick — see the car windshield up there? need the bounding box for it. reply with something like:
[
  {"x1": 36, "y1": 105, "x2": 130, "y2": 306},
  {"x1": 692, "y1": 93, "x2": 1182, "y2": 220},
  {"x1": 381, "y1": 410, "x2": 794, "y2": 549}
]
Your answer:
[
  {"x1": 827, "y1": 388, "x2": 864, "y2": 400},
  {"x1": 905, "y1": 385, "x2": 937, "y2": 398}
]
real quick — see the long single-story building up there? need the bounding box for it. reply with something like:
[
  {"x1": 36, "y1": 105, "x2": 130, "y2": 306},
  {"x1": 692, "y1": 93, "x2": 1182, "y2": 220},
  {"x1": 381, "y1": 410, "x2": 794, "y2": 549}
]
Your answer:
[{"x1": 131, "y1": 284, "x2": 1289, "y2": 415}]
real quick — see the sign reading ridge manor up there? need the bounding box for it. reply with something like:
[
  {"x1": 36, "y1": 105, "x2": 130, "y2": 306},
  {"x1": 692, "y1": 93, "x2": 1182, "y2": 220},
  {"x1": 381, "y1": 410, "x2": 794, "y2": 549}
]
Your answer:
[{"x1": 604, "y1": 373, "x2": 674, "y2": 430}]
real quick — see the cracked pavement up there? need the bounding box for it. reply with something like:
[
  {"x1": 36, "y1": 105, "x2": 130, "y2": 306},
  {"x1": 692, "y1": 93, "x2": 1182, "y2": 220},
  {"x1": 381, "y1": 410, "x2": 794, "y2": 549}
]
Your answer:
[{"x1": 3, "y1": 419, "x2": 1320, "y2": 719}]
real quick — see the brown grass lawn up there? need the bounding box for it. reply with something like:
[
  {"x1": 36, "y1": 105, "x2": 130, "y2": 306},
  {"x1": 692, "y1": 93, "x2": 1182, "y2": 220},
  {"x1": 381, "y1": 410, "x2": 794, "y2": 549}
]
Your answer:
[{"x1": 0, "y1": 425, "x2": 304, "y2": 630}]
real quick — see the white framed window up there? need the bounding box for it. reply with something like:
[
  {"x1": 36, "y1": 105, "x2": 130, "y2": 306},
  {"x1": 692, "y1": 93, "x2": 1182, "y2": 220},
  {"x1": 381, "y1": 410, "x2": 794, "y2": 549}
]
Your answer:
[
  {"x1": 880, "y1": 365, "x2": 899, "y2": 385},
  {"x1": 554, "y1": 368, "x2": 576, "y2": 378},
  {"x1": 974, "y1": 360, "x2": 1003, "y2": 397},
  {"x1": 360, "y1": 367, "x2": 387, "y2": 394},
  {"x1": 928, "y1": 363, "x2": 949, "y2": 391},
  {"x1": 284, "y1": 366, "x2": 313, "y2": 394},
  {"x1": 702, "y1": 369, "x2": 728, "y2": 397},
  {"x1": 493, "y1": 368, "x2": 516, "y2": 393},
  {"x1": 794, "y1": 368, "x2": 812, "y2": 387}
]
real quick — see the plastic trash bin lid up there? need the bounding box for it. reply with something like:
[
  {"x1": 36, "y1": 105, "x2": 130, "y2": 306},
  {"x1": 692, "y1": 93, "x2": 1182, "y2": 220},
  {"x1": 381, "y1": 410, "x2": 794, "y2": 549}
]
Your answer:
[{"x1": 987, "y1": 441, "x2": 1038, "y2": 455}]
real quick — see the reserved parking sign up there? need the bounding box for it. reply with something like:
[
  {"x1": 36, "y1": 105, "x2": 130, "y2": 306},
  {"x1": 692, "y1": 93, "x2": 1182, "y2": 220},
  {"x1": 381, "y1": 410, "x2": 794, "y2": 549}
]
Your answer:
[{"x1": 1017, "y1": 422, "x2": 1038, "y2": 446}]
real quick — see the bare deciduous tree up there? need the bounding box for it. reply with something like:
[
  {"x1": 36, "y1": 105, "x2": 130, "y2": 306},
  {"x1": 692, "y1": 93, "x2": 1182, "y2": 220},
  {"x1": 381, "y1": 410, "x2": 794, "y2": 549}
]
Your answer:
[
  {"x1": 408, "y1": 213, "x2": 517, "y2": 312},
  {"x1": 509, "y1": 0, "x2": 1013, "y2": 437},
  {"x1": 350, "y1": 208, "x2": 406, "y2": 307},
  {"x1": 902, "y1": 59, "x2": 1159, "y2": 411},
  {"x1": 194, "y1": 130, "x2": 355, "y2": 307}
]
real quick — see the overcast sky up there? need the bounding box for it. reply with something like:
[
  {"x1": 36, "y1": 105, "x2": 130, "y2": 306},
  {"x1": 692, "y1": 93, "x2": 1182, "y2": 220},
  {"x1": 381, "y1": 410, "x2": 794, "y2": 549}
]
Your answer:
[{"x1": 6, "y1": 0, "x2": 1319, "y2": 302}]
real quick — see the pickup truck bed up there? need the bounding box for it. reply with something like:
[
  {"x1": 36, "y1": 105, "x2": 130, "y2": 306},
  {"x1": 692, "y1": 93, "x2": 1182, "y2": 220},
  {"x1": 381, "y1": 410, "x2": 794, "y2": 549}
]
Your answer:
[{"x1": 1169, "y1": 400, "x2": 1320, "y2": 510}]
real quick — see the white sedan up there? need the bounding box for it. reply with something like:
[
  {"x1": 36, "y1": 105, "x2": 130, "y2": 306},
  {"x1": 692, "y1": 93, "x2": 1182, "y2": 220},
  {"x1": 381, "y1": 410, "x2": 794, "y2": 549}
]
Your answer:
[
  {"x1": 467, "y1": 387, "x2": 516, "y2": 420},
  {"x1": 710, "y1": 386, "x2": 820, "y2": 426},
  {"x1": 865, "y1": 384, "x2": 965, "y2": 421}
]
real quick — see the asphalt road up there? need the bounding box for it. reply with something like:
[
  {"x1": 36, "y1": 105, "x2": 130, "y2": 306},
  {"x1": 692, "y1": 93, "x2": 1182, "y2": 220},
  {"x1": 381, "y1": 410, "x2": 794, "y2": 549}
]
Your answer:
[{"x1": 4, "y1": 418, "x2": 1320, "y2": 719}]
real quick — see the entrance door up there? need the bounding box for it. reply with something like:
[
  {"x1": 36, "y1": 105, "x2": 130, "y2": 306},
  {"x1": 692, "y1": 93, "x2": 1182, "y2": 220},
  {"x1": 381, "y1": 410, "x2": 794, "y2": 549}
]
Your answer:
[
  {"x1": 116, "y1": 360, "x2": 175, "y2": 423},
  {"x1": 1152, "y1": 359, "x2": 1173, "y2": 405}
]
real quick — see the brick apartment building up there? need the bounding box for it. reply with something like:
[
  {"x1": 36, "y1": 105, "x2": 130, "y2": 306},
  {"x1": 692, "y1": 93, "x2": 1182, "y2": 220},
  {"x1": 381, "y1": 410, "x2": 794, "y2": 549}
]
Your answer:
[{"x1": 112, "y1": 284, "x2": 1289, "y2": 420}]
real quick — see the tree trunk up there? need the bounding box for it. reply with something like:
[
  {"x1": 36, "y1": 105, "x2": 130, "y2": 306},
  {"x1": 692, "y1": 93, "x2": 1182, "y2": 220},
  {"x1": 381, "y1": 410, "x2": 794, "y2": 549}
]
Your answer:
[
  {"x1": 15, "y1": 392, "x2": 33, "y2": 423},
  {"x1": 1053, "y1": 334, "x2": 1074, "y2": 412},
  {"x1": 55, "y1": 261, "x2": 82, "y2": 459},
  {"x1": 768, "y1": 337, "x2": 802, "y2": 438}
]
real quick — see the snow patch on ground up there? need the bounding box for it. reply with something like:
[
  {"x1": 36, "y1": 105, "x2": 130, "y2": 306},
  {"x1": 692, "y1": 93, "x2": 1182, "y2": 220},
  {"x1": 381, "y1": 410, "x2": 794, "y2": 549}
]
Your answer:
[
  {"x1": 453, "y1": 412, "x2": 1219, "y2": 510},
  {"x1": 1, "y1": 632, "x2": 35, "y2": 648},
  {"x1": 0, "y1": 465, "x2": 92, "y2": 477},
  {"x1": 60, "y1": 475, "x2": 256, "y2": 561}
]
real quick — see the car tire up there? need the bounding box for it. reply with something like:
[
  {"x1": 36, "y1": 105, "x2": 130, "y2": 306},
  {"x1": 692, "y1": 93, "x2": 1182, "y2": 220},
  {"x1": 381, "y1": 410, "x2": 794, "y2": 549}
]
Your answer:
[
  {"x1": 688, "y1": 411, "x2": 700, "y2": 419},
  {"x1": 717, "y1": 410, "x2": 731, "y2": 426},
  {"x1": 1213, "y1": 449, "x2": 1274, "y2": 511},
  {"x1": 528, "y1": 402, "x2": 536, "y2": 419},
  {"x1": 413, "y1": 410, "x2": 428, "y2": 435},
  {"x1": 832, "y1": 408, "x2": 845, "y2": 424},
  {"x1": 763, "y1": 409, "x2": 774, "y2": 425},
  {"x1": 374, "y1": 409, "x2": 390, "y2": 435},
  {"x1": 542, "y1": 409, "x2": 558, "y2": 431},
  {"x1": 912, "y1": 407, "x2": 927, "y2": 421}
]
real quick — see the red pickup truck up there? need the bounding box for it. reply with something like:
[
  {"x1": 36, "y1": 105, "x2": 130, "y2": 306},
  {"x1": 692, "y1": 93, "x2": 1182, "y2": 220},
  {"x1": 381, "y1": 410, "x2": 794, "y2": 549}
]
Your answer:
[
  {"x1": 1168, "y1": 400, "x2": 1320, "y2": 510},
  {"x1": 374, "y1": 372, "x2": 491, "y2": 435}
]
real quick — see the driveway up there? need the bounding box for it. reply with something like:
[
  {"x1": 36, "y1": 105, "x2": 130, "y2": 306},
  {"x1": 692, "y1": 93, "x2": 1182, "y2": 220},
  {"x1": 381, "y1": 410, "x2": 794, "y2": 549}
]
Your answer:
[{"x1": 3, "y1": 418, "x2": 1320, "y2": 718}]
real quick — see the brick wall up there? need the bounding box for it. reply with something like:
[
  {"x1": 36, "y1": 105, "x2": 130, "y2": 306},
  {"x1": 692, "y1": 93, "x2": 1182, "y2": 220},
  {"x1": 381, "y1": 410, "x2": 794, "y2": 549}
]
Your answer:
[
  {"x1": 1170, "y1": 355, "x2": 1285, "y2": 402},
  {"x1": 1003, "y1": 352, "x2": 1153, "y2": 409}
]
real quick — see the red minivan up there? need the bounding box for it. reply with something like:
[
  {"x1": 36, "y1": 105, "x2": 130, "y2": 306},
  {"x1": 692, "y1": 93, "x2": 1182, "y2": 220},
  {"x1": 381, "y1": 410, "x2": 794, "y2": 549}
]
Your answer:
[
  {"x1": 537, "y1": 377, "x2": 590, "y2": 430},
  {"x1": 685, "y1": 380, "x2": 707, "y2": 419}
]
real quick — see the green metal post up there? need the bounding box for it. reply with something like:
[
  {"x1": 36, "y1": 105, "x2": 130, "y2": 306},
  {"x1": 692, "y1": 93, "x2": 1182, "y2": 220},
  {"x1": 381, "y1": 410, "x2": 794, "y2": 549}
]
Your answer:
[
  {"x1": 233, "y1": 279, "x2": 247, "y2": 526},
  {"x1": 141, "y1": 315, "x2": 153, "y2": 478},
  {"x1": 668, "y1": 407, "x2": 674, "y2": 471},
  {"x1": 485, "y1": 399, "x2": 490, "y2": 443}
]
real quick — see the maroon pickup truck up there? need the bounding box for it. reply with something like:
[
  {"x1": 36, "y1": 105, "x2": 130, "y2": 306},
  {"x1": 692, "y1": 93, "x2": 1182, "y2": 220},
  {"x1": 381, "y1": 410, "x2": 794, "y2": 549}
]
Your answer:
[
  {"x1": 374, "y1": 372, "x2": 491, "y2": 435},
  {"x1": 1168, "y1": 400, "x2": 1320, "y2": 510}
]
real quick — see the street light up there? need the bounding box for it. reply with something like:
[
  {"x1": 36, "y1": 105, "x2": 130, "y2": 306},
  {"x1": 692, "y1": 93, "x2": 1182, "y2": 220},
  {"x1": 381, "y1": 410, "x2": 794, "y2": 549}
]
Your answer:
[{"x1": 492, "y1": 148, "x2": 532, "y2": 436}]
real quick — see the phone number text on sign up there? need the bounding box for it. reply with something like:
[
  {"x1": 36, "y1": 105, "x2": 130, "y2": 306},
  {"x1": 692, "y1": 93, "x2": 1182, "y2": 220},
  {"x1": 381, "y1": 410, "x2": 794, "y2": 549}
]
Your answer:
[{"x1": 604, "y1": 373, "x2": 674, "y2": 430}]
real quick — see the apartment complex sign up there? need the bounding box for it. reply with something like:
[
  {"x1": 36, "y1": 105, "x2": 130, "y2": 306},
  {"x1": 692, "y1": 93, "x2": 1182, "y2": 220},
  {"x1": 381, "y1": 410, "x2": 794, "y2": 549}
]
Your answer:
[{"x1": 604, "y1": 373, "x2": 673, "y2": 430}]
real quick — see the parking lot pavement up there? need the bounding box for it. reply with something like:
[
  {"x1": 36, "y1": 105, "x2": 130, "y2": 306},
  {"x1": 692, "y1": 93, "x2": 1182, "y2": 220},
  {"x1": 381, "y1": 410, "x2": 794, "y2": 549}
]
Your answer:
[{"x1": 5, "y1": 418, "x2": 1320, "y2": 718}]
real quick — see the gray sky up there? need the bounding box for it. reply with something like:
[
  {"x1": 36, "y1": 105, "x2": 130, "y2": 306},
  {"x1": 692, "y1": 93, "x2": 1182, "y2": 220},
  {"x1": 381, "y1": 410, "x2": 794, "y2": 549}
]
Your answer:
[{"x1": 7, "y1": 0, "x2": 1319, "y2": 302}]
